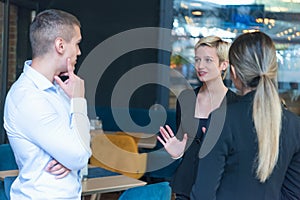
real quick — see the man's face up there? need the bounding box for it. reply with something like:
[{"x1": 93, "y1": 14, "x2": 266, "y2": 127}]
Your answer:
[{"x1": 64, "y1": 25, "x2": 82, "y2": 71}]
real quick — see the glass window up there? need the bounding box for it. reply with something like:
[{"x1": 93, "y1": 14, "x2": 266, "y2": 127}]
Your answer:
[{"x1": 169, "y1": 0, "x2": 300, "y2": 115}]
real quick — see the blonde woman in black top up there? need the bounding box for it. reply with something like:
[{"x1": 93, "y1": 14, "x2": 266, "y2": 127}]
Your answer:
[{"x1": 157, "y1": 36, "x2": 237, "y2": 200}]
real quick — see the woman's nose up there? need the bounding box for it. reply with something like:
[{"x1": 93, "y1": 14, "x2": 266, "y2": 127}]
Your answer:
[{"x1": 195, "y1": 62, "x2": 203, "y2": 69}]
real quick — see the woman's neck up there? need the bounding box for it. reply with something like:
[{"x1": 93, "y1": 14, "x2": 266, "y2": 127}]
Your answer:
[
  {"x1": 200, "y1": 78, "x2": 228, "y2": 95},
  {"x1": 240, "y1": 85, "x2": 255, "y2": 95},
  {"x1": 195, "y1": 80, "x2": 228, "y2": 118}
]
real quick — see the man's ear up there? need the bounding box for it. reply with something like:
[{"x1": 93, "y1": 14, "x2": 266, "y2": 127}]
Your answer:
[{"x1": 55, "y1": 37, "x2": 64, "y2": 54}]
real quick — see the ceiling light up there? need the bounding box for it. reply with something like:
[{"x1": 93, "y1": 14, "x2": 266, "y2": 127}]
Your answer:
[
  {"x1": 190, "y1": 3, "x2": 202, "y2": 7},
  {"x1": 191, "y1": 11, "x2": 202, "y2": 16}
]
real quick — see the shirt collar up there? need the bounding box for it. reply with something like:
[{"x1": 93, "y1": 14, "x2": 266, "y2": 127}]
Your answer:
[{"x1": 23, "y1": 60, "x2": 56, "y2": 91}]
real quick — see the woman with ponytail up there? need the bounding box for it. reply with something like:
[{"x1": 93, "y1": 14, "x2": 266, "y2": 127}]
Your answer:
[{"x1": 191, "y1": 31, "x2": 300, "y2": 200}]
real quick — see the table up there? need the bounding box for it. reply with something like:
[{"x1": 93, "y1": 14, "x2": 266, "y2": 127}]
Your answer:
[
  {"x1": 81, "y1": 175, "x2": 146, "y2": 196},
  {"x1": 0, "y1": 170, "x2": 18, "y2": 181},
  {"x1": 0, "y1": 169, "x2": 146, "y2": 196},
  {"x1": 91, "y1": 130, "x2": 157, "y2": 149},
  {"x1": 125, "y1": 132, "x2": 157, "y2": 149}
]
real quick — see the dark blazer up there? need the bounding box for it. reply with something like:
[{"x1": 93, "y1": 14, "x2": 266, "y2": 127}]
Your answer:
[
  {"x1": 171, "y1": 87, "x2": 238, "y2": 198},
  {"x1": 191, "y1": 91, "x2": 300, "y2": 200}
]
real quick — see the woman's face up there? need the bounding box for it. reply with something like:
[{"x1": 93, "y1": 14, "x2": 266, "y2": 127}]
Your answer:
[{"x1": 194, "y1": 46, "x2": 223, "y2": 83}]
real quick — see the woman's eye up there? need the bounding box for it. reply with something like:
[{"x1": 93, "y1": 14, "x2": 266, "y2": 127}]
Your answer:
[{"x1": 205, "y1": 58, "x2": 213, "y2": 63}]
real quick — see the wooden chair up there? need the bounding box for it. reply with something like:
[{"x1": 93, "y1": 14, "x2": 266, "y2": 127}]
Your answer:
[{"x1": 90, "y1": 133, "x2": 147, "y2": 179}]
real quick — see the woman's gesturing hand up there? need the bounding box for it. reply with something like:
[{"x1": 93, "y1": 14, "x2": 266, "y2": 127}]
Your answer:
[{"x1": 157, "y1": 125, "x2": 188, "y2": 159}]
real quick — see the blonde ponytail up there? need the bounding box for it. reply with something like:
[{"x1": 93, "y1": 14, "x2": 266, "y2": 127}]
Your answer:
[
  {"x1": 229, "y1": 32, "x2": 282, "y2": 182},
  {"x1": 253, "y1": 75, "x2": 282, "y2": 182}
]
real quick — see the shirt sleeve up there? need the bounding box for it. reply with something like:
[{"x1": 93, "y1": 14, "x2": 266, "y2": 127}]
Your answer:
[
  {"x1": 70, "y1": 98, "x2": 91, "y2": 154},
  {"x1": 13, "y1": 93, "x2": 91, "y2": 170}
]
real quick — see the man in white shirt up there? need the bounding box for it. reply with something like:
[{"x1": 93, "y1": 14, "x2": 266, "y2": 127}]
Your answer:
[{"x1": 4, "y1": 9, "x2": 91, "y2": 199}]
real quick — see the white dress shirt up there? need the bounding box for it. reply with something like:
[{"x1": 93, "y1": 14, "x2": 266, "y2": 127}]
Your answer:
[{"x1": 4, "y1": 60, "x2": 92, "y2": 200}]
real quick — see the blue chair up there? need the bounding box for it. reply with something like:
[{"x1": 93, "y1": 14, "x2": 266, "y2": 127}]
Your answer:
[
  {"x1": 118, "y1": 181, "x2": 172, "y2": 200},
  {"x1": 4, "y1": 176, "x2": 16, "y2": 200},
  {"x1": 87, "y1": 167, "x2": 119, "y2": 178},
  {"x1": 0, "y1": 181, "x2": 6, "y2": 200},
  {"x1": 0, "y1": 144, "x2": 18, "y2": 200},
  {"x1": 0, "y1": 144, "x2": 18, "y2": 170},
  {"x1": 95, "y1": 107, "x2": 176, "y2": 136}
]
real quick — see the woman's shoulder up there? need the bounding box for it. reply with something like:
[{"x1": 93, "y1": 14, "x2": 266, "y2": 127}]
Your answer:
[
  {"x1": 283, "y1": 108, "x2": 300, "y2": 126},
  {"x1": 281, "y1": 108, "x2": 300, "y2": 152},
  {"x1": 177, "y1": 87, "x2": 199, "y2": 98},
  {"x1": 225, "y1": 89, "x2": 239, "y2": 104}
]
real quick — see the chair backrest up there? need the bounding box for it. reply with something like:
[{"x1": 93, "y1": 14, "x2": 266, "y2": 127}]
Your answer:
[
  {"x1": 4, "y1": 176, "x2": 16, "y2": 200},
  {"x1": 0, "y1": 144, "x2": 18, "y2": 200},
  {"x1": 0, "y1": 144, "x2": 18, "y2": 170},
  {"x1": 90, "y1": 133, "x2": 147, "y2": 179},
  {"x1": 118, "y1": 181, "x2": 172, "y2": 200},
  {"x1": 0, "y1": 182, "x2": 8, "y2": 200}
]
